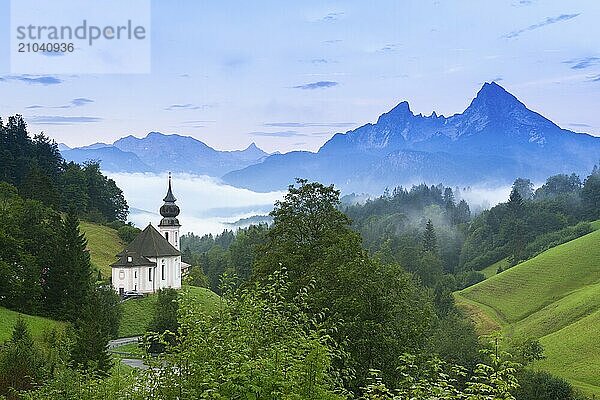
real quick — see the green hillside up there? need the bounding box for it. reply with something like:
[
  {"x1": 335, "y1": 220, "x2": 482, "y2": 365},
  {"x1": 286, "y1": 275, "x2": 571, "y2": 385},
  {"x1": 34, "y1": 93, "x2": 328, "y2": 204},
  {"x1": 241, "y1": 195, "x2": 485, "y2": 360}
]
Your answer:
[
  {"x1": 80, "y1": 221, "x2": 125, "y2": 279},
  {"x1": 455, "y1": 226, "x2": 600, "y2": 395},
  {"x1": 119, "y1": 286, "x2": 221, "y2": 338},
  {"x1": 0, "y1": 307, "x2": 64, "y2": 342}
]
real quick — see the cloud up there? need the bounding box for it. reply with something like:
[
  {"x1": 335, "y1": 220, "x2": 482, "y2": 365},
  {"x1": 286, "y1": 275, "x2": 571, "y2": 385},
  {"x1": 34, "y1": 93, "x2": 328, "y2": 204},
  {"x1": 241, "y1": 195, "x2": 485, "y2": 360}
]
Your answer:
[
  {"x1": 569, "y1": 123, "x2": 591, "y2": 128},
  {"x1": 323, "y1": 39, "x2": 342, "y2": 44},
  {"x1": 310, "y1": 58, "x2": 329, "y2": 64},
  {"x1": 107, "y1": 172, "x2": 283, "y2": 235},
  {"x1": 587, "y1": 74, "x2": 600, "y2": 82},
  {"x1": 293, "y1": 81, "x2": 338, "y2": 90},
  {"x1": 69, "y1": 98, "x2": 94, "y2": 107},
  {"x1": 377, "y1": 43, "x2": 401, "y2": 53},
  {"x1": 27, "y1": 116, "x2": 102, "y2": 125},
  {"x1": 164, "y1": 104, "x2": 203, "y2": 111},
  {"x1": 0, "y1": 74, "x2": 63, "y2": 85},
  {"x1": 503, "y1": 13, "x2": 580, "y2": 38},
  {"x1": 264, "y1": 122, "x2": 355, "y2": 128},
  {"x1": 512, "y1": 0, "x2": 535, "y2": 6},
  {"x1": 27, "y1": 98, "x2": 94, "y2": 110},
  {"x1": 249, "y1": 130, "x2": 307, "y2": 138},
  {"x1": 322, "y1": 12, "x2": 343, "y2": 21},
  {"x1": 563, "y1": 56, "x2": 600, "y2": 70}
]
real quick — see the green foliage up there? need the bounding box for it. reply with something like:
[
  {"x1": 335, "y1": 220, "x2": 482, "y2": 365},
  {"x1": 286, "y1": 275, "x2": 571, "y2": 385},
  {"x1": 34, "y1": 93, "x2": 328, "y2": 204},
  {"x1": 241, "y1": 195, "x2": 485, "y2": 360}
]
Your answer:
[
  {"x1": 582, "y1": 171, "x2": 600, "y2": 220},
  {"x1": 459, "y1": 172, "x2": 594, "y2": 272},
  {"x1": 147, "y1": 288, "x2": 179, "y2": 352},
  {"x1": 184, "y1": 265, "x2": 210, "y2": 288},
  {"x1": 255, "y1": 179, "x2": 436, "y2": 391},
  {"x1": 116, "y1": 224, "x2": 141, "y2": 244},
  {"x1": 136, "y1": 270, "x2": 344, "y2": 399},
  {"x1": 519, "y1": 222, "x2": 592, "y2": 264},
  {"x1": 20, "y1": 367, "x2": 137, "y2": 400},
  {"x1": 118, "y1": 286, "x2": 220, "y2": 338},
  {"x1": 0, "y1": 307, "x2": 64, "y2": 343},
  {"x1": 45, "y1": 212, "x2": 93, "y2": 321},
  {"x1": 0, "y1": 115, "x2": 128, "y2": 222},
  {"x1": 422, "y1": 219, "x2": 438, "y2": 253},
  {"x1": 345, "y1": 184, "x2": 470, "y2": 275},
  {"x1": 0, "y1": 318, "x2": 71, "y2": 398},
  {"x1": 513, "y1": 369, "x2": 582, "y2": 400},
  {"x1": 359, "y1": 338, "x2": 521, "y2": 400},
  {"x1": 181, "y1": 224, "x2": 269, "y2": 293},
  {"x1": 71, "y1": 285, "x2": 122, "y2": 375}
]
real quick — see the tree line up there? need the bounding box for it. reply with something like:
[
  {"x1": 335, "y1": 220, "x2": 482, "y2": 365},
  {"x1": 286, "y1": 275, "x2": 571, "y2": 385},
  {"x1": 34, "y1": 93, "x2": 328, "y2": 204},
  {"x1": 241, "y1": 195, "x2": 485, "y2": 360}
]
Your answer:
[{"x1": 0, "y1": 115, "x2": 128, "y2": 222}]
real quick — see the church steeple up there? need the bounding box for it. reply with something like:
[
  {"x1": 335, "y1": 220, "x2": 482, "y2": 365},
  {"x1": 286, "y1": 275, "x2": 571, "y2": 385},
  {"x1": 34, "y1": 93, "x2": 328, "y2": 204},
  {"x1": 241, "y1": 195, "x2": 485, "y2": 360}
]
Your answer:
[
  {"x1": 163, "y1": 173, "x2": 177, "y2": 203},
  {"x1": 158, "y1": 173, "x2": 181, "y2": 250}
]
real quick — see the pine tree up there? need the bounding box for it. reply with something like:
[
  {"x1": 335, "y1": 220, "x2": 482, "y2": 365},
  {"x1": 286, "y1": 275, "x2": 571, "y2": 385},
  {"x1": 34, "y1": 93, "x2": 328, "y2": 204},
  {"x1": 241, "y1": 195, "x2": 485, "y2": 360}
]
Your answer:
[
  {"x1": 422, "y1": 219, "x2": 437, "y2": 253},
  {"x1": 0, "y1": 317, "x2": 44, "y2": 394},
  {"x1": 45, "y1": 212, "x2": 92, "y2": 321},
  {"x1": 507, "y1": 187, "x2": 525, "y2": 217}
]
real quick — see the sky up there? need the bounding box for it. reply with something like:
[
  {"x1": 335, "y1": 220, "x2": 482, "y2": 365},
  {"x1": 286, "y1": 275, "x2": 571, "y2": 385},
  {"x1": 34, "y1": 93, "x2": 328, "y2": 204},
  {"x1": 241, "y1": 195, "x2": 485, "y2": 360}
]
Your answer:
[{"x1": 1, "y1": 0, "x2": 599, "y2": 153}]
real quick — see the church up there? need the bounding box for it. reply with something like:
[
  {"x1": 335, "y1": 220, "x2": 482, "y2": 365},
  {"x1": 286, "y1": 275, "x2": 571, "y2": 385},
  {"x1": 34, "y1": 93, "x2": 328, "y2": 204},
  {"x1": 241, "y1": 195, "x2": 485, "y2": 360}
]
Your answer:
[{"x1": 111, "y1": 175, "x2": 188, "y2": 295}]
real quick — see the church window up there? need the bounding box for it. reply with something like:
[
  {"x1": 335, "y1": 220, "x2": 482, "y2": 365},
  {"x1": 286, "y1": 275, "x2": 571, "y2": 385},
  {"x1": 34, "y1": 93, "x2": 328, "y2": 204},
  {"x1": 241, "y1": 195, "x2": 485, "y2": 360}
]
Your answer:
[
  {"x1": 119, "y1": 270, "x2": 125, "y2": 280},
  {"x1": 162, "y1": 261, "x2": 166, "y2": 280},
  {"x1": 134, "y1": 270, "x2": 137, "y2": 278},
  {"x1": 127, "y1": 256, "x2": 132, "y2": 263},
  {"x1": 165, "y1": 232, "x2": 169, "y2": 241},
  {"x1": 149, "y1": 267, "x2": 152, "y2": 281}
]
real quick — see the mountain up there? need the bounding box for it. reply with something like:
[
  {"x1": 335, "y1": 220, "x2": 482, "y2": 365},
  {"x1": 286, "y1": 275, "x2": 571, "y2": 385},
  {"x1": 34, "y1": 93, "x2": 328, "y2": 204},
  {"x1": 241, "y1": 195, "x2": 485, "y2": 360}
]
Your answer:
[
  {"x1": 61, "y1": 132, "x2": 270, "y2": 176},
  {"x1": 62, "y1": 146, "x2": 154, "y2": 173},
  {"x1": 57, "y1": 143, "x2": 71, "y2": 151},
  {"x1": 223, "y1": 82, "x2": 600, "y2": 192}
]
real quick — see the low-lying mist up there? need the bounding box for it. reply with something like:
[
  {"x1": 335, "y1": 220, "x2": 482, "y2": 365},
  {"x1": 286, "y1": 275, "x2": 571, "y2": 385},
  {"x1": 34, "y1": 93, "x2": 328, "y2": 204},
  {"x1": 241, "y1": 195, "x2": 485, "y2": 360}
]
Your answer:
[
  {"x1": 106, "y1": 172, "x2": 284, "y2": 235},
  {"x1": 107, "y1": 172, "x2": 518, "y2": 235}
]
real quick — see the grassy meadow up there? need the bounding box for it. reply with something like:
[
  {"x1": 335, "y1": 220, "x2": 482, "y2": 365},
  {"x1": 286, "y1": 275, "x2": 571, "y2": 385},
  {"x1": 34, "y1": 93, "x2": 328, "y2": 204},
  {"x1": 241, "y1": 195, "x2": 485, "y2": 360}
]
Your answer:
[{"x1": 455, "y1": 225, "x2": 600, "y2": 395}]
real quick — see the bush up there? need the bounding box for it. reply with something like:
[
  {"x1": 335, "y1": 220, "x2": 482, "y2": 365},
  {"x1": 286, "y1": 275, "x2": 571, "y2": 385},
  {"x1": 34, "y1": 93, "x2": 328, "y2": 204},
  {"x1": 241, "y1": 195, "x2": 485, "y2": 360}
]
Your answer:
[
  {"x1": 513, "y1": 369, "x2": 581, "y2": 400},
  {"x1": 117, "y1": 225, "x2": 141, "y2": 244},
  {"x1": 518, "y1": 222, "x2": 592, "y2": 263},
  {"x1": 457, "y1": 270, "x2": 486, "y2": 289}
]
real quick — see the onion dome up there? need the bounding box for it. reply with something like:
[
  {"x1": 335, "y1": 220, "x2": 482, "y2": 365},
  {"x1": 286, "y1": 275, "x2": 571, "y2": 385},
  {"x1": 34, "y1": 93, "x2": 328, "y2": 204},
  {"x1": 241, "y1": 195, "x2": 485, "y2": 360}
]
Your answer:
[{"x1": 159, "y1": 173, "x2": 181, "y2": 227}]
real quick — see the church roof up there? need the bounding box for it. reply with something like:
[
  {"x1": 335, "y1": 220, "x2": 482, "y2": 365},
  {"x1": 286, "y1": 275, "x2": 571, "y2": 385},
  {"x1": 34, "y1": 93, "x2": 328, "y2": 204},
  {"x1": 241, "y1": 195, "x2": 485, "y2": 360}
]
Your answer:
[
  {"x1": 111, "y1": 250, "x2": 156, "y2": 268},
  {"x1": 117, "y1": 224, "x2": 180, "y2": 259}
]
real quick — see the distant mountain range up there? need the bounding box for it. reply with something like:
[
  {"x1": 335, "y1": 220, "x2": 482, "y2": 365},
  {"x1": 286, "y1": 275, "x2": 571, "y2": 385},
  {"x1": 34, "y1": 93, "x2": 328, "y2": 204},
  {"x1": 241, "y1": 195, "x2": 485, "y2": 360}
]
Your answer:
[
  {"x1": 61, "y1": 132, "x2": 270, "y2": 176},
  {"x1": 223, "y1": 82, "x2": 600, "y2": 192},
  {"x1": 62, "y1": 82, "x2": 600, "y2": 193}
]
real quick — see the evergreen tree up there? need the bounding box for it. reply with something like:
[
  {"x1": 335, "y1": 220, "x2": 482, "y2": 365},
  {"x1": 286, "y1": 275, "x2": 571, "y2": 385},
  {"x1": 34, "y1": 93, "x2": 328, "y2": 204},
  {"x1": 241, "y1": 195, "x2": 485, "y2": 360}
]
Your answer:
[
  {"x1": 582, "y1": 172, "x2": 600, "y2": 220},
  {"x1": 45, "y1": 212, "x2": 92, "y2": 321},
  {"x1": 512, "y1": 178, "x2": 534, "y2": 201},
  {"x1": 507, "y1": 187, "x2": 525, "y2": 216},
  {"x1": 422, "y1": 219, "x2": 437, "y2": 253},
  {"x1": 71, "y1": 287, "x2": 114, "y2": 375},
  {"x1": 0, "y1": 317, "x2": 45, "y2": 394}
]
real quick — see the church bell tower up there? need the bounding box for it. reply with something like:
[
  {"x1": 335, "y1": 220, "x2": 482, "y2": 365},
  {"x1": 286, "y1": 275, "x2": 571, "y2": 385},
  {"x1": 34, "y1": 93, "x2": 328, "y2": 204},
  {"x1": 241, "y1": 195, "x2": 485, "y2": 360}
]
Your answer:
[{"x1": 158, "y1": 173, "x2": 181, "y2": 250}]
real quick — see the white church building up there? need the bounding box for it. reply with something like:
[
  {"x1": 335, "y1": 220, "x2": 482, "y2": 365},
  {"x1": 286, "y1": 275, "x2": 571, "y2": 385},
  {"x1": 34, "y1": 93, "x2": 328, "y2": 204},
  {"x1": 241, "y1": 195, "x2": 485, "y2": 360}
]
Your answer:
[{"x1": 112, "y1": 175, "x2": 188, "y2": 295}]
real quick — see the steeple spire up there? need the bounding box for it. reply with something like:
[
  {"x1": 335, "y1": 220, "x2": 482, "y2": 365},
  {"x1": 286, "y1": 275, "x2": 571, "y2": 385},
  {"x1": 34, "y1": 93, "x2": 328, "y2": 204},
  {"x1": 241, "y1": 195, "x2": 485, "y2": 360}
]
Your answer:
[{"x1": 159, "y1": 172, "x2": 180, "y2": 225}]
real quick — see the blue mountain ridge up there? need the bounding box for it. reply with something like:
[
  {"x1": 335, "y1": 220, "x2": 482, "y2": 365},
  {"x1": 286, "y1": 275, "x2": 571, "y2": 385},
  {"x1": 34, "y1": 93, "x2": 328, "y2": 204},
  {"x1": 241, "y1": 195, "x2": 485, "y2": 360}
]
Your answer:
[
  {"x1": 222, "y1": 82, "x2": 600, "y2": 192},
  {"x1": 61, "y1": 132, "x2": 270, "y2": 176}
]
